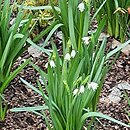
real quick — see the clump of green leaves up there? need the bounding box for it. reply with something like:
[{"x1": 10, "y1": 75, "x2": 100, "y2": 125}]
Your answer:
[
  {"x1": 0, "y1": 0, "x2": 32, "y2": 121},
  {"x1": 50, "y1": 0, "x2": 92, "y2": 50},
  {"x1": 16, "y1": 0, "x2": 58, "y2": 28},
  {"x1": 11, "y1": 0, "x2": 130, "y2": 129},
  {"x1": 11, "y1": 38, "x2": 130, "y2": 129},
  {"x1": 93, "y1": 0, "x2": 130, "y2": 42},
  {"x1": 17, "y1": 0, "x2": 58, "y2": 5}
]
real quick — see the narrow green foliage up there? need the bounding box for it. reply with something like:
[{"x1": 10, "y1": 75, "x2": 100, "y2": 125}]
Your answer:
[
  {"x1": 0, "y1": 0, "x2": 32, "y2": 121},
  {"x1": 51, "y1": 0, "x2": 91, "y2": 50},
  {"x1": 93, "y1": 0, "x2": 130, "y2": 42}
]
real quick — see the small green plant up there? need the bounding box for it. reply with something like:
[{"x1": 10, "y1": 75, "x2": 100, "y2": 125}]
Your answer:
[
  {"x1": 0, "y1": 0, "x2": 33, "y2": 121},
  {"x1": 93, "y1": 0, "x2": 130, "y2": 42},
  {"x1": 16, "y1": 0, "x2": 58, "y2": 28}
]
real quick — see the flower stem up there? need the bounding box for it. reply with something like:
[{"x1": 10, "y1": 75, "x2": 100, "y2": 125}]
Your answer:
[{"x1": 78, "y1": 13, "x2": 83, "y2": 51}]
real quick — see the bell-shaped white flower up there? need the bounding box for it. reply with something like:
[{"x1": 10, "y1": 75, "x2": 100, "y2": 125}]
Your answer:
[
  {"x1": 50, "y1": 60, "x2": 56, "y2": 68},
  {"x1": 65, "y1": 53, "x2": 71, "y2": 61},
  {"x1": 45, "y1": 62, "x2": 48, "y2": 68},
  {"x1": 78, "y1": 2, "x2": 85, "y2": 12},
  {"x1": 73, "y1": 88, "x2": 79, "y2": 96},
  {"x1": 79, "y1": 85, "x2": 85, "y2": 93},
  {"x1": 71, "y1": 50, "x2": 76, "y2": 58},
  {"x1": 88, "y1": 82, "x2": 98, "y2": 91},
  {"x1": 82, "y1": 37, "x2": 90, "y2": 45}
]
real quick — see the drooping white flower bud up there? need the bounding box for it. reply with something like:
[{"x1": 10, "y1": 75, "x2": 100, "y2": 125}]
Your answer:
[
  {"x1": 88, "y1": 82, "x2": 98, "y2": 91},
  {"x1": 45, "y1": 62, "x2": 48, "y2": 68},
  {"x1": 82, "y1": 37, "x2": 90, "y2": 45},
  {"x1": 65, "y1": 53, "x2": 71, "y2": 61},
  {"x1": 79, "y1": 85, "x2": 85, "y2": 93},
  {"x1": 71, "y1": 50, "x2": 76, "y2": 58},
  {"x1": 50, "y1": 60, "x2": 56, "y2": 68},
  {"x1": 78, "y1": 2, "x2": 85, "y2": 12},
  {"x1": 73, "y1": 88, "x2": 79, "y2": 96}
]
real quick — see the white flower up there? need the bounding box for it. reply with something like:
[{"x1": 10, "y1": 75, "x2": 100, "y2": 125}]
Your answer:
[
  {"x1": 82, "y1": 37, "x2": 90, "y2": 45},
  {"x1": 73, "y1": 88, "x2": 79, "y2": 96},
  {"x1": 71, "y1": 50, "x2": 76, "y2": 58},
  {"x1": 88, "y1": 82, "x2": 98, "y2": 91},
  {"x1": 79, "y1": 85, "x2": 85, "y2": 93},
  {"x1": 50, "y1": 60, "x2": 56, "y2": 68},
  {"x1": 65, "y1": 53, "x2": 71, "y2": 61},
  {"x1": 78, "y1": 2, "x2": 85, "y2": 12},
  {"x1": 45, "y1": 62, "x2": 48, "y2": 68}
]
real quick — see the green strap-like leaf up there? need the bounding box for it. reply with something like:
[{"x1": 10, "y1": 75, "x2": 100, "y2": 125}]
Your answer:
[
  {"x1": 10, "y1": 105, "x2": 48, "y2": 112},
  {"x1": 106, "y1": 39, "x2": 130, "y2": 59},
  {"x1": 0, "y1": 59, "x2": 30, "y2": 93},
  {"x1": 81, "y1": 111, "x2": 130, "y2": 128}
]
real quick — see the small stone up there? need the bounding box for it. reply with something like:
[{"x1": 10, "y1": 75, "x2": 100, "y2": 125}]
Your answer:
[
  {"x1": 117, "y1": 82, "x2": 130, "y2": 90},
  {"x1": 28, "y1": 46, "x2": 42, "y2": 58},
  {"x1": 108, "y1": 87, "x2": 122, "y2": 103}
]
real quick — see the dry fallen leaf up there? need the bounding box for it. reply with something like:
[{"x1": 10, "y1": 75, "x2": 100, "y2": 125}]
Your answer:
[
  {"x1": 108, "y1": 87, "x2": 122, "y2": 104},
  {"x1": 112, "y1": 39, "x2": 130, "y2": 55},
  {"x1": 112, "y1": 39, "x2": 121, "y2": 49},
  {"x1": 105, "y1": 82, "x2": 130, "y2": 104},
  {"x1": 121, "y1": 44, "x2": 130, "y2": 55},
  {"x1": 98, "y1": 33, "x2": 110, "y2": 41},
  {"x1": 28, "y1": 46, "x2": 42, "y2": 58}
]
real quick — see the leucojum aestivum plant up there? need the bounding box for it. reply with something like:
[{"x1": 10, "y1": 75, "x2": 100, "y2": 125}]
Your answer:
[
  {"x1": 92, "y1": 0, "x2": 130, "y2": 42},
  {"x1": 11, "y1": 0, "x2": 130, "y2": 129},
  {"x1": 0, "y1": 0, "x2": 61, "y2": 123},
  {"x1": 0, "y1": 0, "x2": 35, "y2": 121}
]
